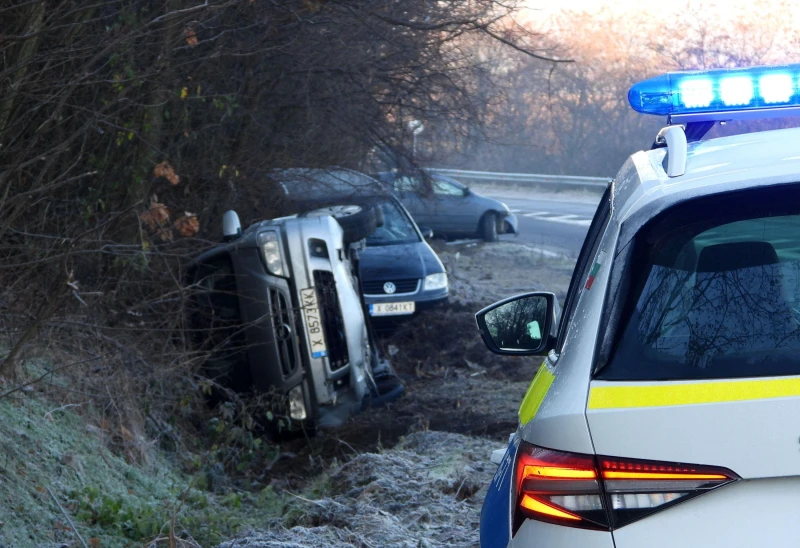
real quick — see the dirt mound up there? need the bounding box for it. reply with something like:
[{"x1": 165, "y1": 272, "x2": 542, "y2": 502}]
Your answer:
[
  {"x1": 218, "y1": 431, "x2": 498, "y2": 548},
  {"x1": 381, "y1": 302, "x2": 531, "y2": 382}
]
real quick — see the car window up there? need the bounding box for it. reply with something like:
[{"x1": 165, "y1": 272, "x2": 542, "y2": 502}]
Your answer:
[
  {"x1": 393, "y1": 177, "x2": 416, "y2": 193},
  {"x1": 556, "y1": 185, "x2": 611, "y2": 353},
  {"x1": 601, "y1": 205, "x2": 800, "y2": 381},
  {"x1": 366, "y1": 201, "x2": 421, "y2": 246},
  {"x1": 433, "y1": 179, "x2": 465, "y2": 196}
]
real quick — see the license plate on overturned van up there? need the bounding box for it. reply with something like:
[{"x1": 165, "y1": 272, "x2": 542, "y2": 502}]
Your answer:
[
  {"x1": 369, "y1": 302, "x2": 416, "y2": 316},
  {"x1": 300, "y1": 288, "x2": 328, "y2": 358}
]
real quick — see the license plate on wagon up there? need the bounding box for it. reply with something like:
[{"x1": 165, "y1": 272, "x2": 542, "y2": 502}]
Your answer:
[
  {"x1": 300, "y1": 288, "x2": 328, "y2": 358},
  {"x1": 369, "y1": 301, "x2": 416, "y2": 316}
]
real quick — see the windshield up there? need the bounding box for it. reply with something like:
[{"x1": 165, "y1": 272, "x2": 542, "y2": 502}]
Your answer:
[
  {"x1": 366, "y1": 201, "x2": 420, "y2": 246},
  {"x1": 601, "y1": 200, "x2": 800, "y2": 381}
]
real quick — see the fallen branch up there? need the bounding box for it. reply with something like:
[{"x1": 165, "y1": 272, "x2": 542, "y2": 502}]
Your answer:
[
  {"x1": 44, "y1": 401, "x2": 90, "y2": 421},
  {"x1": 46, "y1": 486, "x2": 89, "y2": 548}
]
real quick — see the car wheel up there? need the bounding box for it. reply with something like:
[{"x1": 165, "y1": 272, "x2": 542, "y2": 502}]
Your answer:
[
  {"x1": 305, "y1": 203, "x2": 381, "y2": 243},
  {"x1": 482, "y1": 212, "x2": 499, "y2": 242}
]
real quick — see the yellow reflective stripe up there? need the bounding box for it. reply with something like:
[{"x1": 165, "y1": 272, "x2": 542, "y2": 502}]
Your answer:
[
  {"x1": 589, "y1": 376, "x2": 800, "y2": 409},
  {"x1": 519, "y1": 363, "x2": 555, "y2": 424}
]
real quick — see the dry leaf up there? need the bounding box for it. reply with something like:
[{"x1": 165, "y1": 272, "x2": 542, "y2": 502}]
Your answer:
[
  {"x1": 153, "y1": 161, "x2": 180, "y2": 185},
  {"x1": 302, "y1": 0, "x2": 323, "y2": 11},
  {"x1": 174, "y1": 213, "x2": 200, "y2": 237},
  {"x1": 184, "y1": 28, "x2": 198, "y2": 46},
  {"x1": 156, "y1": 228, "x2": 173, "y2": 242},
  {"x1": 139, "y1": 197, "x2": 170, "y2": 232},
  {"x1": 120, "y1": 426, "x2": 134, "y2": 442}
]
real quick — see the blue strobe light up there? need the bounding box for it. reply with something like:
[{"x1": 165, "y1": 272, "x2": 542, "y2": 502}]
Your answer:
[{"x1": 629, "y1": 64, "x2": 800, "y2": 121}]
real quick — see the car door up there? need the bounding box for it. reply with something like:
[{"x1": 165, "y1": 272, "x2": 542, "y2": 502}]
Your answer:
[
  {"x1": 392, "y1": 176, "x2": 432, "y2": 228},
  {"x1": 429, "y1": 177, "x2": 475, "y2": 233},
  {"x1": 585, "y1": 185, "x2": 800, "y2": 546}
]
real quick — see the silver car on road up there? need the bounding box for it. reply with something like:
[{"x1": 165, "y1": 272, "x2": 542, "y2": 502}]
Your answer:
[{"x1": 375, "y1": 171, "x2": 518, "y2": 242}]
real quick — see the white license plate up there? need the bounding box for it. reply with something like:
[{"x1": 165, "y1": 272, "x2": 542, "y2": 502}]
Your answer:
[
  {"x1": 300, "y1": 288, "x2": 328, "y2": 358},
  {"x1": 369, "y1": 301, "x2": 416, "y2": 316}
]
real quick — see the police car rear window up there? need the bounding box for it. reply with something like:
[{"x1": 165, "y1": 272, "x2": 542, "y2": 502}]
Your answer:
[{"x1": 600, "y1": 190, "x2": 800, "y2": 380}]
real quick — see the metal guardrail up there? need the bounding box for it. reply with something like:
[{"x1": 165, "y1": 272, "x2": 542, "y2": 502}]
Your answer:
[{"x1": 428, "y1": 168, "x2": 611, "y2": 191}]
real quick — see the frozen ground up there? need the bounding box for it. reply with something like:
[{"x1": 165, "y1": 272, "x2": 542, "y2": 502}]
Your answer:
[{"x1": 219, "y1": 431, "x2": 497, "y2": 548}]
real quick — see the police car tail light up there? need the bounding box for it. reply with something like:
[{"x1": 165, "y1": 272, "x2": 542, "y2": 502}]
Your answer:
[
  {"x1": 514, "y1": 442, "x2": 739, "y2": 531},
  {"x1": 515, "y1": 444, "x2": 609, "y2": 531},
  {"x1": 599, "y1": 456, "x2": 739, "y2": 528}
]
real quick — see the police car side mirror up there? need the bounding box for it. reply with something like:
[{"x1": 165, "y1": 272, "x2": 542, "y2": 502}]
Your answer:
[
  {"x1": 419, "y1": 226, "x2": 434, "y2": 239},
  {"x1": 475, "y1": 292, "x2": 557, "y2": 356}
]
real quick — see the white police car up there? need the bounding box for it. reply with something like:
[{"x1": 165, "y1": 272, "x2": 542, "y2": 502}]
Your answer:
[{"x1": 476, "y1": 63, "x2": 800, "y2": 547}]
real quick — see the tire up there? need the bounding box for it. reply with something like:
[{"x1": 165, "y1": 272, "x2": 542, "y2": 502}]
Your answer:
[
  {"x1": 482, "y1": 212, "x2": 499, "y2": 242},
  {"x1": 303, "y1": 203, "x2": 381, "y2": 243},
  {"x1": 334, "y1": 204, "x2": 381, "y2": 243}
]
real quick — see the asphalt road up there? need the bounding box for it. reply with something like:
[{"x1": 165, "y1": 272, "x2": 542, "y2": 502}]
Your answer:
[{"x1": 487, "y1": 191, "x2": 602, "y2": 257}]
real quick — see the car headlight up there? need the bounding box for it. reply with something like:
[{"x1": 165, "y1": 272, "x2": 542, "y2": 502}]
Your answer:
[
  {"x1": 423, "y1": 272, "x2": 448, "y2": 291},
  {"x1": 257, "y1": 231, "x2": 285, "y2": 276}
]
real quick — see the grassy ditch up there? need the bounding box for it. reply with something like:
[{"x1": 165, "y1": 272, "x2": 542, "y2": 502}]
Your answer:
[{"x1": 0, "y1": 370, "x2": 296, "y2": 547}]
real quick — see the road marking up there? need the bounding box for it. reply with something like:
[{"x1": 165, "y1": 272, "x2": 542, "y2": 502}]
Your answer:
[{"x1": 521, "y1": 212, "x2": 592, "y2": 227}]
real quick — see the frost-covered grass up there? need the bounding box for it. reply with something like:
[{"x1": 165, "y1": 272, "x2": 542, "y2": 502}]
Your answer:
[
  {"x1": 0, "y1": 388, "x2": 288, "y2": 547},
  {"x1": 0, "y1": 387, "x2": 500, "y2": 548},
  {"x1": 221, "y1": 431, "x2": 498, "y2": 548}
]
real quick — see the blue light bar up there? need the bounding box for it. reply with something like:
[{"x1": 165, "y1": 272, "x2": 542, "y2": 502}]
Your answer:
[{"x1": 628, "y1": 64, "x2": 800, "y2": 122}]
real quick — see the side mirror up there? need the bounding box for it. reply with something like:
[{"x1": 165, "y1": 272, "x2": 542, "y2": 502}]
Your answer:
[
  {"x1": 475, "y1": 292, "x2": 557, "y2": 355},
  {"x1": 463, "y1": 187, "x2": 471, "y2": 196},
  {"x1": 222, "y1": 210, "x2": 242, "y2": 242},
  {"x1": 420, "y1": 227, "x2": 434, "y2": 239}
]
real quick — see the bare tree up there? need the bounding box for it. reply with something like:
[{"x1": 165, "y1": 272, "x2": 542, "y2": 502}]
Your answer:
[{"x1": 0, "y1": 0, "x2": 557, "y2": 435}]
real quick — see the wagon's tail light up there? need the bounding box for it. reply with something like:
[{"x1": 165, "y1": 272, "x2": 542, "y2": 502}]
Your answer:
[{"x1": 514, "y1": 442, "x2": 739, "y2": 532}]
